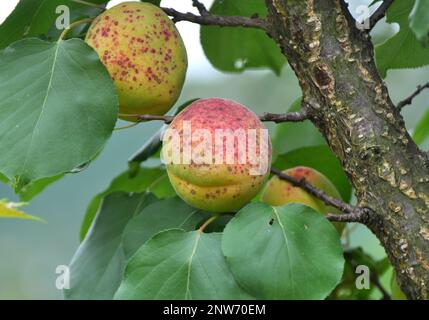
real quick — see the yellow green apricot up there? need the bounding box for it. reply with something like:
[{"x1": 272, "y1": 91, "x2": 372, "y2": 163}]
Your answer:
[
  {"x1": 85, "y1": 2, "x2": 188, "y2": 121},
  {"x1": 261, "y1": 166, "x2": 345, "y2": 234}
]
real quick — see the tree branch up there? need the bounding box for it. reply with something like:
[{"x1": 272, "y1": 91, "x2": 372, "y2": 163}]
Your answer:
[
  {"x1": 270, "y1": 168, "x2": 369, "y2": 223},
  {"x1": 260, "y1": 109, "x2": 310, "y2": 123},
  {"x1": 192, "y1": 0, "x2": 209, "y2": 16},
  {"x1": 397, "y1": 82, "x2": 429, "y2": 110},
  {"x1": 120, "y1": 110, "x2": 310, "y2": 124},
  {"x1": 369, "y1": 0, "x2": 394, "y2": 30},
  {"x1": 161, "y1": 7, "x2": 271, "y2": 33}
]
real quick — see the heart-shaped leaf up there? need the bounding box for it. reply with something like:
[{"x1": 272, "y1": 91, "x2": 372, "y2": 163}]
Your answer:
[
  {"x1": 0, "y1": 38, "x2": 118, "y2": 189},
  {"x1": 115, "y1": 229, "x2": 253, "y2": 300},
  {"x1": 222, "y1": 203, "x2": 344, "y2": 299}
]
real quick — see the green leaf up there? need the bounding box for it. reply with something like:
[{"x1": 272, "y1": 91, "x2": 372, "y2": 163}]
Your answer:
[
  {"x1": 65, "y1": 192, "x2": 157, "y2": 299},
  {"x1": 80, "y1": 166, "x2": 174, "y2": 241},
  {"x1": 17, "y1": 174, "x2": 64, "y2": 201},
  {"x1": 413, "y1": 109, "x2": 429, "y2": 145},
  {"x1": 0, "y1": 173, "x2": 8, "y2": 184},
  {"x1": 115, "y1": 229, "x2": 253, "y2": 300},
  {"x1": 375, "y1": 0, "x2": 429, "y2": 77},
  {"x1": 0, "y1": 38, "x2": 118, "y2": 189},
  {"x1": 272, "y1": 98, "x2": 325, "y2": 155},
  {"x1": 222, "y1": 203, "x2": 344, "y2": 299},
  {"x1": 273, "y1": 145, "x2": 352, "y2": 202},
  {"x1": 200, "y1": 0, "x2": 285, "y2": 75},
  {"x1": 141, "y1": 0, "x2": 161, "y2": 6},
  {"x1": 122, "y1": 197, "x2": 208, "y2": 259},
  {"x1": 0, "y1": 0, "x2": 107, "y2": 49},
  {"x1": 410, "y1": 0, "x2": 429, "y2": 45},
  {"x1": 0, "y1": 199, "x2": 45, "y2": 222}
]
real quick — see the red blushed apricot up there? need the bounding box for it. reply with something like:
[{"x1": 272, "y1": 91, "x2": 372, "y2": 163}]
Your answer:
[
  {"x1": 85, "y1": 2, "x2": 188, "y2": 122},
  {"x1": 162, "y1": 98, "x2": 272, "y2": 213},
  {"x1": 261, "y1": 166, "x2": 345, "y2": 234}
]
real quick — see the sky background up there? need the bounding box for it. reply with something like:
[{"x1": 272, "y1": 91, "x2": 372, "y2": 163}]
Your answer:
[{"x1": 0, "y1": 0, "x2": 428, "y2": 299}]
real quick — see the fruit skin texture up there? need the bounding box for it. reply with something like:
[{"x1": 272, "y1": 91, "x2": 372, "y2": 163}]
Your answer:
[
  {"x1": 163, "y1": 98, "x2": 272, "y2": 213},
  {"x1": 261, "y1": 166, "x2": 345, "y2": 234},
  {"x1": 85, "y1": 2, "x2": 188, "y2": 121}
]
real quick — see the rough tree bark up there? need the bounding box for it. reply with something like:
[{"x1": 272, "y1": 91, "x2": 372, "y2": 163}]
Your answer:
[{"x1": 264, "y1": 0, "x2": 429, "y2": 299}]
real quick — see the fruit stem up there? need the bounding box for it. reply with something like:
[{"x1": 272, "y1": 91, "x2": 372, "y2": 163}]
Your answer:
[
  {"x1": 114, "y1": 123, "x2": 139, "y2": 131},
  {"x1": 198, "y1": 214, "x2": 220, "y2": 233},
  {"x1": 71, "y1": 0, "x2": 105, "y2": 9},
  {"x1": 58, "y1": 18, "x2": 94, "y2": 41}
]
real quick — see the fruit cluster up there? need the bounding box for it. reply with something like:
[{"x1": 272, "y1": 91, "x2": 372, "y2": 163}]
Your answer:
[{"x1": 87, "y1": 2, "x2": 343, "y2": 230}]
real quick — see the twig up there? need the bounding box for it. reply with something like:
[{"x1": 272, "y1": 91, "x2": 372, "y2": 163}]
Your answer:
[
  {"x1": 118, "y1": 110, "x2": 310, "y2": 125},
  {"x1": 369, "y1": 0, "x2": 394, "y2": 30},
  {"x1": 397, "y1": 82, "x2": 429, "y2": 110},
  {"x1": 270, "y1": 168, "x2": 369, "y2": 223},
  {"x1": 192, "y1": 0, "x2": 209, "y2": 16},
  {"x1": 260, "y1": 109, "x2": 310, "y2": 123},
  {"x1": 161, "y1": 7, "x2": 271, "y2": 33}
]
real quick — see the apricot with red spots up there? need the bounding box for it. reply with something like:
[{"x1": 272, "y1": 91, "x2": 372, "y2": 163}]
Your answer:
[
  {"x1": 261, "y1": 166, "x2": 345, "y2": 234},
  {"x1": 85, "y1": 2, "x2": 187, "y2": 121},
  {"x1": 162, "y1": 98, "x2": 272, "y2": 213}
]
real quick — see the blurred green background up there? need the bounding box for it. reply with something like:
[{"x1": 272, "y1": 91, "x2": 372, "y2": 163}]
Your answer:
[{"x1": 0, "y1": 0, "x2": 428, "y2": 299}]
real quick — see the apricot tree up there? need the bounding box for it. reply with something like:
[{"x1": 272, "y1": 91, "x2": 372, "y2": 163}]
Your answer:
[{"x1": 0, "y1": 0, "x2": 428, "y2": 300}]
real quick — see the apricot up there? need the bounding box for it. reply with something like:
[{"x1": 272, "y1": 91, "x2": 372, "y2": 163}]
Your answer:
[
  {"x1": 261, "y1": 166, "x2": 345, "y2": 233},
  {"x1": 85, "y1": 2, "x2": 188, "y2": 121},
  {"x1": 162, "y1": 98, "x2": 272, "y2": 213}
]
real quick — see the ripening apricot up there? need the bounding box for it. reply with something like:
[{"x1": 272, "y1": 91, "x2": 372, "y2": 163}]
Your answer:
[
  {"x1": 85, "y1": 2, "x2": 188, "y2": 121},
  {"x1": 162, "y1": 98, "x2": 272, "y2": 213}
]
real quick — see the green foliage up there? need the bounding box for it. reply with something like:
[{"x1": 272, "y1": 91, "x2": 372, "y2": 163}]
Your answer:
[
  {"x1": 200, "y1": 0, "x2": 285, "y2": 75},
  {"x1": 17, "y1": 174, "x2": 64, "y2": 202},
  {"x1": 409, "y1": 0, "x2": 429, "y2": 45},
  {"x1": 0, "y1": 38, "x2": 118, "y2": 190},
  {"x1": 0, "y1": 0, "x2": 107, "y2": 49},
  {"x1": 376, "y1": 0, "x2": 429, "y2": 77},
  {"x1": 115, "y1": 229, "x2": 253, "y2": 300},
  {"x1": 65, "y1": 192, "x2": 157, "y2": 299},
  {"x1": 80, "y1": 166, "x2": 175, "y2": 241},
  {"x1": 273, "y1": 146, "x2": 352, "y2": 202},
  {"x1": 121, "y1": 197, "x2": 209, "y2": 259},
  {"x1": 68, "y1": 194, "x2": 215, "y2": 299},
  {"x1": 222, "y1": 203, "x2": 344, "y2": 299},
  {"x1": 330, "y1": 248, "x2": 390, "y2": 300},
  {"x1": 413, "y1": 109, "x2": 429, "y2": 145}
]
